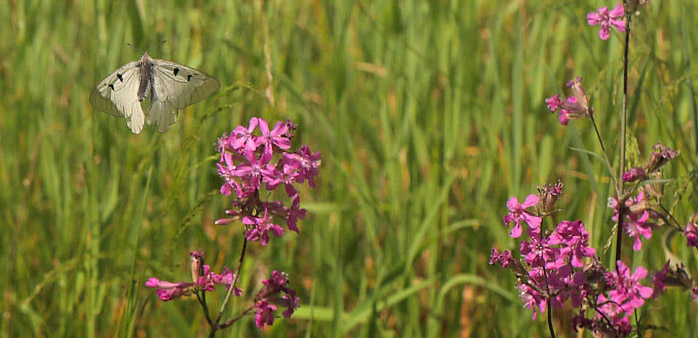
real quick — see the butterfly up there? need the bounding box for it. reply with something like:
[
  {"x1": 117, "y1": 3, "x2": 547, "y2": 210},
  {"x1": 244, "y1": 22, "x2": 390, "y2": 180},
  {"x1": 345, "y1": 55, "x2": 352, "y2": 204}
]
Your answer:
[{"x1": 89, "y1": 52, "x2": 220, "y2": 134}]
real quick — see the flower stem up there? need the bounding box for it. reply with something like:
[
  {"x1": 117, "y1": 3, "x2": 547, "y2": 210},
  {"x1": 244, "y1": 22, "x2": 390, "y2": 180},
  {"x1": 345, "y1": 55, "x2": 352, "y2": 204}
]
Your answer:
[
  {"x1": 546, "y1": 300, "x2": 556, "y2": 338},
  {"x1": 590, "y1": 116, "x2": 619, "y2": 196},
  {"x1": 220, "y1": 307, "x2": 255, "y2": 329},
  {"x1": 659, "y1": 203, "x2": 684, "y2": 231},
  {"x1": 209, "y1": 238, "x2": 249, "y2": 338},
  {"x1": 615, "y1": 5, "x2": 632, "y2": 270},
  {"x1": 196, "y1": 291, "x2": 213, "y2": 326},
  {"x1": 540, "y1": 224, "x2": 557, "y2": 338}
]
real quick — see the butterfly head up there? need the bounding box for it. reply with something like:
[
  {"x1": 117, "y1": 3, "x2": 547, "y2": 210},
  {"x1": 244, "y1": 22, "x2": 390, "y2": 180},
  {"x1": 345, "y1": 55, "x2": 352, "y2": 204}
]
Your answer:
[{"x1": 140, "y1": 52, "x2": 152, "y2": 63}]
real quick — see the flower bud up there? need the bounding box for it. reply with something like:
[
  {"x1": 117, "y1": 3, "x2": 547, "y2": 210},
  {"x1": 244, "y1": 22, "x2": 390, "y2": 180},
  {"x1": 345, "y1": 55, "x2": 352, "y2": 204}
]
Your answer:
[
  {"x1": 647, "y1": 143, "x2": 678, "y2": 174},
  {"x1": 562, "y1": 77, "x2": 593, "y2": 118},
  {"x1": 621, "y1": 167, "x2": 646, "y2": 182},
  {"x1": 190, "y1": 250, "x2": 204, "y2": 284},
  {"x1": 567, "y1": 77, "x2": 590, "y2": 112},
  {"x1": 537, "y1": 180, "x2": 563, "y2": 214}
]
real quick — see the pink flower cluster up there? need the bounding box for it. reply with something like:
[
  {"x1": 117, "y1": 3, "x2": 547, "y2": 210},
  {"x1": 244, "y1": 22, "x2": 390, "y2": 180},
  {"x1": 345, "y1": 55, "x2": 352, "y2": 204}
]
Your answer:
[
  {"x1": 253, "y1": 270, "x2": 300, "y2": 329},
  {"x1": 496, "y1": 194, "x2": 597, "y2": 320},
  {"x1": 215, "y1": 117, "x2": 321, "y2": 246},
  {"x1": 145, "y1": 253, "x2": 301, "y2": 331},
  {"x1": 146, "y1": 251, "x2": 242, "y2": 301},
  {"x1": 491, "y1": 185, "x2": 660, "y2": 336},
  {"x1": 545, "y1": 77, "x2": 592, "y2": 125}
]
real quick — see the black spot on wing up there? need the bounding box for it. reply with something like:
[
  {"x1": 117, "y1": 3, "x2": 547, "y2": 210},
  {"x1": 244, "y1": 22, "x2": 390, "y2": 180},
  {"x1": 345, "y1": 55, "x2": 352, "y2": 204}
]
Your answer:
[
  {"x1": 187, "y1": 74, "x2": 192, "y2": 82},
  {"x1": 117, "y1": 73, "x2": 124, "y2": 82},
  {"x1": 173, "y1": 67, "x2": 180, "y2": 76},
  {"x1": 108, "y1": 84, "x2": 114, "y2": 90}
]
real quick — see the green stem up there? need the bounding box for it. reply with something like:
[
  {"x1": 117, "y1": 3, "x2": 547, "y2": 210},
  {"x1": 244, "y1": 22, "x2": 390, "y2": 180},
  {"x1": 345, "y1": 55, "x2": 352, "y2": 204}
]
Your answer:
[{"x1": 590, "y1": 116, "x2": 619, "y2": 196}]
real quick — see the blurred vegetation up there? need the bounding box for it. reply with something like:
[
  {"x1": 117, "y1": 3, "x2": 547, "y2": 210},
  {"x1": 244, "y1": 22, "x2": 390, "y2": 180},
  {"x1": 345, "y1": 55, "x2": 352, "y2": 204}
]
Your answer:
[{"x1": 1, "y1": 0, "x2": 697, "y2": 336}]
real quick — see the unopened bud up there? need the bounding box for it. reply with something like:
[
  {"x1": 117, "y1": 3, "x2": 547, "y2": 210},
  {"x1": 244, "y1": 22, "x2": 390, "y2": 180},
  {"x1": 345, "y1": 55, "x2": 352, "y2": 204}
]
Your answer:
[
  {"x1": 537, "y1": 180, "x2": 563, "y2": 214},
  {"x1": 190, "y1": 250, "x2": 204, "y2": 284},
  {"x1": 622, "y1": 167, "x2": 647, "y2": 182},
  {"x1": 647, "y1": 143, "x2": 678, "y2": 174}
]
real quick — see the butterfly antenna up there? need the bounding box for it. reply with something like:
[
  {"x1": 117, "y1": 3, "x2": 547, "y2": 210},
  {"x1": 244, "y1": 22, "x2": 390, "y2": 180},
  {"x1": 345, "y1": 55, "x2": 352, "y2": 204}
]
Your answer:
[{"x1": 126, "y1": 42, "x2": 146, "y2": 55}]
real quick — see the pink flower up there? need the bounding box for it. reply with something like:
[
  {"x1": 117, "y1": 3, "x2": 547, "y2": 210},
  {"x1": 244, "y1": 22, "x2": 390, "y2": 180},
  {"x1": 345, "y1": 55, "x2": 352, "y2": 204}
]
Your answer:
[
  {"x1": 520, "y1": 236, "x2": 558, "y2": 269},
  {"x1": 284, "y1": 145, "x2": 322, "y2": 188},
  {"x1": 235, "y1": 150, "x2": 271, "y2": 194},
  {"x1": 548, "y1": 220, "x2": 596, "y2": 268},
  {"x1": 261, "y1": 270, "x2": 290, "y2": 292},
  {"x1": 257, "y1": 119, "x2": 292, "y2": 157},
  {"x1": 503, "y1": 194, "x2": 542, "y2": 238},
  {"x1": 609, "y1": 191, "x2": 654, "y2": 251},
  {"x1": 212, "y1": 267, "x2": 243, "y2": 296},
  {"x1": 607, "y1": 261, "x2": 654, "y2": 313},
  {"x1": 217, "y1": 152, "x2": 240, "y2": 196},
  {"x1": 625, "y1": 210, "x2": 652, "y2": 251},
  {"x1": 651, "y1": 261, "x2": 695, "y2": 300},
  {"x1": 243, "y1": 209, "x2": 284, "y2": 246},
  {"x1": 595, "y1": 294, "x2": 632, "y2": 336},
  {"x1": 285, "y1": 196, "x2": 306, "y2": 233},
  {"x1": 652, "y1": 260, "x2": 671, "y2": 298},
  {"x1": 547, "y1": 266, "x2": 585, "y2": 309},
  {"x1": 145, "y1": 278, "x2": 194, "y2": 301},
  {"x1": 262, "y1": 163, "x2": 299, "y2": 198},
  {"x1": 518, "y1": 282, "x2": 547, "y2": 320},
  {"x1": 231, "y1": 117, "x2": 260, "y2": 152},
  {"x1": 546, "y1": 94, "x2": 562, "y2": 113},
  {"x1": 279, "y1": 290, "x2": 300, "y2": 318},
  {"x1": 489, "y1": 248, "x2": 514, "y2": 268},
  {"x1": 254, "y1": 300, "x2": 277, "y2": 329},
  {"x1": 587, "y1": 3, "x2": 626, "y2": 40}
]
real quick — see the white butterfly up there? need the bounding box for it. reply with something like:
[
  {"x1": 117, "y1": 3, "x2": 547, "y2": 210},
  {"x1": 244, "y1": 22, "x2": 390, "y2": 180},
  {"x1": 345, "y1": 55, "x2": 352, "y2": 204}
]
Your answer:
[{"x1": 89, "y1": 52, "x2": 220, "y2": 134}]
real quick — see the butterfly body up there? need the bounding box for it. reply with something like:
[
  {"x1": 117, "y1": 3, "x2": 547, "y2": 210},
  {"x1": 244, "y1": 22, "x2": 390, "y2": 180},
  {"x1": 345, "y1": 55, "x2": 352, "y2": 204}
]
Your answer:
[
  {"x1": 137, "y1": 53, "x2": 156, "y2": 102},
  {"x1": 90, "y1": 53, "x2": 219, "y2": 134}
]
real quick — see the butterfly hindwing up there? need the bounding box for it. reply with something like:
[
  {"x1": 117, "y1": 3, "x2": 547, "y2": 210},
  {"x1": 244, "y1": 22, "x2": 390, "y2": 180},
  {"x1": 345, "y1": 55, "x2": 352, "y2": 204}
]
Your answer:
[
  {"x1": 146, "y1": 59, "x2": 220, "y2": 132},
  {"x1": 89, "y1": 61, "x2": 145, "y2": 133}
]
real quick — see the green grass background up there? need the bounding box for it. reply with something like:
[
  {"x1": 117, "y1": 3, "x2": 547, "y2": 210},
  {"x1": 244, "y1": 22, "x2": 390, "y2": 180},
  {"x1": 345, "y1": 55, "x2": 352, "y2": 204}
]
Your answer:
[{"x1": 2, "y1": 0, "x2": 697, "y2": 336}]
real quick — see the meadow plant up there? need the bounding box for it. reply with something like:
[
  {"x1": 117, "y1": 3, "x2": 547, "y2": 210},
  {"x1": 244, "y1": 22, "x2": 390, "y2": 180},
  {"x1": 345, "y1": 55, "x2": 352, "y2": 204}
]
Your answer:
[
  {"x1": 146, "y1": 117, "x2": 320, "y2": 336},
  {"x1": 491, "y1": 2, "x2": 698, "y2": 336}
]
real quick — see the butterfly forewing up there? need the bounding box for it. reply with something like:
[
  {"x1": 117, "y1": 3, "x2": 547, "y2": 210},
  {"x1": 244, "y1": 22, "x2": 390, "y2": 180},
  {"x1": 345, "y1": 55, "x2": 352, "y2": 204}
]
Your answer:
[
  {"x1": 145, "y1": 59, "x2": 220, "y2": 132},
  {"x1": 89, "y1": 62, "x2": 146, "y2": 133},
  {"x1": 151, "y1": 59, "x2": 220, "y2": 109}
]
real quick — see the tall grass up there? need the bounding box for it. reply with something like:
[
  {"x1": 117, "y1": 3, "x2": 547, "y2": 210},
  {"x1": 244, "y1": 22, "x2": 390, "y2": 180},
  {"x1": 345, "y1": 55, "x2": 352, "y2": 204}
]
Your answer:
[{"x1": 1, "y1": 0, "x2": 696, "y2": 336}]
